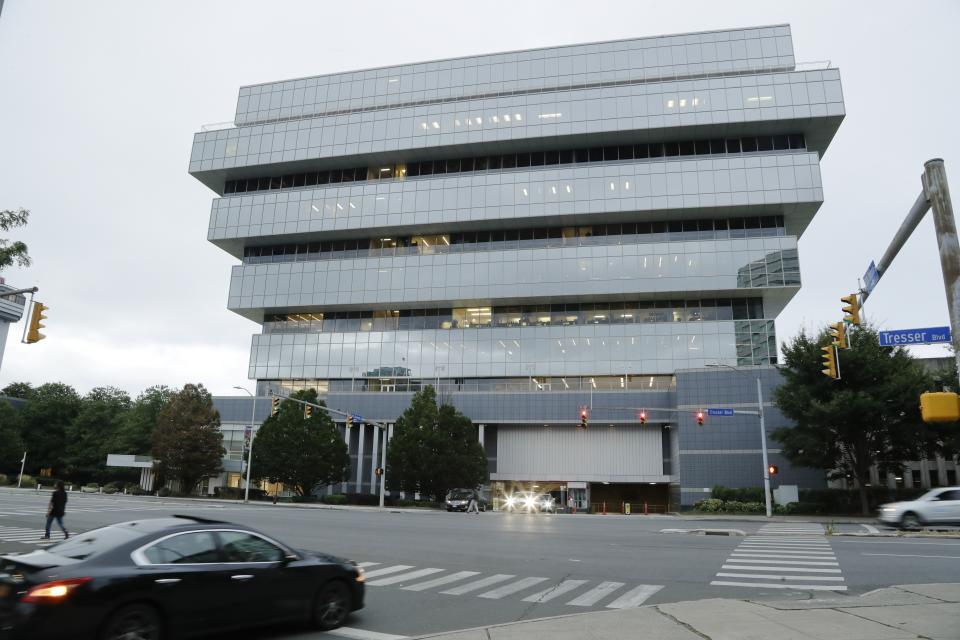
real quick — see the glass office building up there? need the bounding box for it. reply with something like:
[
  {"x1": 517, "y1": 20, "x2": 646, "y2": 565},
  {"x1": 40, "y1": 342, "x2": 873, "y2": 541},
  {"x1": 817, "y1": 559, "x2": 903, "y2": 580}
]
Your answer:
[{"x1": 191, "y1": 25, "x2": 843, "y2": 508}]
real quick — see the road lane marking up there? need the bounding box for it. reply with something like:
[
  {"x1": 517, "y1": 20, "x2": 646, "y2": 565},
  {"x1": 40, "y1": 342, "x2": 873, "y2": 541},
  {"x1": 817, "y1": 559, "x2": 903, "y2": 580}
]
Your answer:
[
  {"x1": 723, "y1": 558, "x2": 838, "y2": 566},
  {"x1": 717, "y1": 573, "x2": 844, "y2": 581},
  {"x1": 730, "y1": 551, "x2": 837, "y2": 560},
  {"x1": 361, "y1": 565, "x2": 414, "y2": 579},
  {"x1": 366, "y1": 568, "x2": 444, "y2": 586},
  {"x1": 522, "y1": 580, "x2": 589, "y2": 603},
  {"x1": 861, "y1": 524, "x2": 881, "y2": 533},
  {"x1": 566, "y1": 581, "x2": 624, "y2": 606},
  {"x1": 861, "y1": 553, "x2": 960, "y2": 559},
  {"x1": 736, "y1": 548, "x2": 835, "y2": 554},
  {"x1": 711, "y1": 580, "x2": 847, "y2": 591},
  {"x1": 440, "y1": 574, "x2": 515, "y2": 595},
  {"x1": 326, "y1": 627, "x2": 409, "y2": 640},
  {"x1": 746, "y1": 537, "x2": 830, "y2": 543},
  {"x1": 478, "y1": 576, "x2": 548, "y2": 599},
  {"x1": 402, "y1": 571, "x2": 480, "y2": 592},
  {"x1": 605, "y1": 584, "x2": 663, "y2": 608},
  {"x1": 739, "y1": 541, "x2": 832, "y2": 546},
  {"x1": 356, "y1": 562, "x2": 381, "y2": 568},
  {"x1": 722, "y1": 565, "x2": 841, "y2": 573}
]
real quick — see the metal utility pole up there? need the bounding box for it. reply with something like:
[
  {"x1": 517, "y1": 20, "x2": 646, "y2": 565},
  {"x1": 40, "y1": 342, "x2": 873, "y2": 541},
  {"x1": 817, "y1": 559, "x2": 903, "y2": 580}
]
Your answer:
[
  {"x1": 924, "y1": 160, "x2": 960, "y2": 376},
  {"x1": 17, "y1": 452, "x2": 26, "y2": 488},
  {"x1": 233, "y1": 386, "x2": 257, "y2": 503},
  {"x1": 756, "y1": 378, "x2": 773, "y2": 518},
  {"x1": 378, "y1": 427, "x2": 388, "y2": 509}
]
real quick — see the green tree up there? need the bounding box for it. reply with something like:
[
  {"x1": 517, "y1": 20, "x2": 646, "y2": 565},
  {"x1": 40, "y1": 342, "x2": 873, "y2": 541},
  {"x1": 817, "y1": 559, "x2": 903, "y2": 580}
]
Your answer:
[
  {"x1": 64, "y1": 387, "x2": 132, "y2": 483},
  {"x1": 386, "y1": 386, "x2": 488, "y2": 502},
  {"x1": 773, "y1": 326, "x2": 937, "y2": 515},
  {"x1": 19, "y1": 383, "x2": 81, "y2": 475},
  {"x1": 0, "y1": 402, "x2": 26, "y2": 473},
  {"x1": 0, "y1": 208, "x2": 30, "y2": 271},
  {"x1": 1, "y1": 382, "x2": 34, "y2": 399},
  {"x1": 151, "y1": 384, "x2": 224, "y2": 494},
  {"x1": 250, "y1": 389, "x2": 348, "y2": 496},
  {"x1": 114, "y1": 386, "x2": 175, "y2": 455}
]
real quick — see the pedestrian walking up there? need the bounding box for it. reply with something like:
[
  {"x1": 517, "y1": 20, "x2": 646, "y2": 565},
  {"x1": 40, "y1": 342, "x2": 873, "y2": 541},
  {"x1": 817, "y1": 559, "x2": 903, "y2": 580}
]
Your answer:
[
  {"x1": 466, "y1": 490, "x2": 480, "y2": 514},
  {"x1": 44, "y1": 480, "x2": 69, "y2": 540}
]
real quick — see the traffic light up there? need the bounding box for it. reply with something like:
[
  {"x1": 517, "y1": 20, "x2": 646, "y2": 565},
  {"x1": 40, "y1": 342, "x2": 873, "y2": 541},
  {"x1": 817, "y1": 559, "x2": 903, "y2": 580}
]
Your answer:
[
  {"x1": 828, "y1": 321, "x2": 848, "y2": 349},
  {"x1": 304, "y1": 405, "x2": 313, "y2": 418},
  {"x1": 768, "y1": 464, "x2": 779, "y2": 476},
  {"x1": 25, "y1": 302, "x2": 48, "y2": 343},
  {"x1": 638, "y1": 410, "x2": 647, "y2": 425},
  {"x1": 821, "y1": 344, "x2": 839, "y2": 379},
  {"x1": 696, "y1": 411, "x2": 704, "y2": 426},
  {"x1": 920, "y1": 392, "x2": 960, "y2": 423},
  {"x1": 271, "y1": 396, "x2": 280, "y2": 417},
  {"x1": 579, "y1": 407, "x2": 588, "y2": 430},
  {"x1": 346, "y1": 414, "x2": 354, "y2": 427},
  {"x1": 841, "y1": 293, "x2": 861, "y2": 326}
]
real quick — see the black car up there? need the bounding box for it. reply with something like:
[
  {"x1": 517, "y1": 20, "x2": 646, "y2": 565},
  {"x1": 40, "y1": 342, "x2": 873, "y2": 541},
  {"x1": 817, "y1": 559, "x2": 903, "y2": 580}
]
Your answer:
[
  {"x1": 445, "y1": 490, "x2": 486, "y2": 512},
  {"x1": 0, "y1": 515, "x2": 364, "y2": 639}
]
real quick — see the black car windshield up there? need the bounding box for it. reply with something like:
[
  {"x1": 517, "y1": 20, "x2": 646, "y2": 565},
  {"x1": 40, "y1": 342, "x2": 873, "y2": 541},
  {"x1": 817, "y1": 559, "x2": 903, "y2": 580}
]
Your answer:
[{"x1": 45, "y1": 525, "x2": 143, "y2": 560}]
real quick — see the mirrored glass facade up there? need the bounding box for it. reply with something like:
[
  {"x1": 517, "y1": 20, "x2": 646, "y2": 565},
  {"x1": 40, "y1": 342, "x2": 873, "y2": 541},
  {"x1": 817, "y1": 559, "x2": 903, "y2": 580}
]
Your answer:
[{"x1": 192, "y1": 25, "x2": 842, "y2": 505}]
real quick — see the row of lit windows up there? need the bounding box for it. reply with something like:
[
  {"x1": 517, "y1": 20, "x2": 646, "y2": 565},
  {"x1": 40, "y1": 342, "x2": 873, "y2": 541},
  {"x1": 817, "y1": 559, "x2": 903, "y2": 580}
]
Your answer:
[
  {"x1": 263, "y1": 298, "x2": 765, "y2": 333},
  {"x1": 222, "y1": 133, "x2": 806, "y2": 195},
  {"x1": 242, "y1": 216, "x2": 785, "y2": 263}
]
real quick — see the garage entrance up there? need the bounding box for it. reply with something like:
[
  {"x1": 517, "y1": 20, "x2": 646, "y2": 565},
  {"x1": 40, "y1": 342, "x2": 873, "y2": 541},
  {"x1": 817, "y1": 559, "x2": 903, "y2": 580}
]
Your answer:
[{"x1": 589, "y1": 482, "x2": 670, "y2": 513}]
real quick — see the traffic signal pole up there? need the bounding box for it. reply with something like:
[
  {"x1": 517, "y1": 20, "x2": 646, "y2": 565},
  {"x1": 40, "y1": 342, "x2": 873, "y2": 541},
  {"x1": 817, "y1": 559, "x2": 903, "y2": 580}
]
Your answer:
[{"x1": 860, "y1": 159, "x2": 960, "y2": 376}]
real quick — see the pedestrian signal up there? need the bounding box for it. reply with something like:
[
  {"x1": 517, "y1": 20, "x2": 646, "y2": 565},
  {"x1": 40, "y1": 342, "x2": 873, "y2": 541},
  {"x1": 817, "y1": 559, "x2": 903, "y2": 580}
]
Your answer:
[{"x1": 696, "y1": 411, "x2": 704, "y2": 426}]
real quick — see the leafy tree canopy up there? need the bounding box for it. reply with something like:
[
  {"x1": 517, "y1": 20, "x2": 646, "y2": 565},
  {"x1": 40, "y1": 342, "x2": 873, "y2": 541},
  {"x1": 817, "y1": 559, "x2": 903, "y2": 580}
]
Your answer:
[
  {"x1": 0, "y1": 208, "x2": 31, "y2": 271},
  {"x1": 152, "y1": 383, "x2": 223, "y2": 494},
  {"x1": 250, "y1": 388, "x2": 348, "y2": 496},
  {"x1": 64, "y1": 387, "x2": 132, "y2": 483},
  {"x1": 386, "y1": 386, "x2": 488, "y2": 502},
  {"x1": 1, "y1": 382, "x2": 34, "y2": 399},
  {"x1": 773, "y1": 326, "x2": 945, "y2": 515},
  {"x1": 19, "y1": 382, "x2": 81, "y2": 475},
  {"x1": 0, "y1": 402, "x2": 25, "y2": 473},
  {"x1": 114, "y1": 386, "x2": 176, "y2": 455}
]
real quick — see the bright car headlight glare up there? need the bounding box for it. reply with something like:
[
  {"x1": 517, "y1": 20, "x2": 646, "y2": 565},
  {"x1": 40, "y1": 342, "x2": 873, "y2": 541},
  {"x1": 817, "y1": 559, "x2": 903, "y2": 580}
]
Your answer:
[
  {"x1": 524, "y1": 496, "x2": 537, "y2": 509},
  {"x1": 505, "y1": 496, "x2": 516, "y2": 507}
]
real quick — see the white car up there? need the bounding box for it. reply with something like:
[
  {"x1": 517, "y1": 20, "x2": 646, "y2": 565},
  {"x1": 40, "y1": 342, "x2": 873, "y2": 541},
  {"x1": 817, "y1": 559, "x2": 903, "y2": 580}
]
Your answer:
[{"x1": 878, "y1": 487, "x2": 960, "y2": 529}]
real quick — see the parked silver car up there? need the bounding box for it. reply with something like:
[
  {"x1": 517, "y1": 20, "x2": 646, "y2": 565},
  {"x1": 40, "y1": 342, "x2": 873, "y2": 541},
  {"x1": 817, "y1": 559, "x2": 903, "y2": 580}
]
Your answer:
[{"x1": 878, "y1": 487, "x2": 960, "y2": 529}]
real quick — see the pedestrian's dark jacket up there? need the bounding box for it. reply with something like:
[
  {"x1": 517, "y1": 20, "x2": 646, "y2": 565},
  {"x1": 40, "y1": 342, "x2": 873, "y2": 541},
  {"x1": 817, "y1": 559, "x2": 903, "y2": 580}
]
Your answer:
[{"x1": 50, "y1": 488, "x2": 67, "y2": 517}]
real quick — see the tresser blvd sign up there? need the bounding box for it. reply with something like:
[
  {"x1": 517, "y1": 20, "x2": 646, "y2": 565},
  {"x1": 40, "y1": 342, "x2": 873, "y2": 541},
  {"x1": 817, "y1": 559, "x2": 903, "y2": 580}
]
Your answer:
[{"x1": 879, "y1": 326, "x2": 951, "y2": 347}]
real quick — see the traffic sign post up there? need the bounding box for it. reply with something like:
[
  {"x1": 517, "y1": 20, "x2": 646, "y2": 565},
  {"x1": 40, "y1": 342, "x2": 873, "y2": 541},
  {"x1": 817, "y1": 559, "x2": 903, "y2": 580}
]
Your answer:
[
  {"x1": 879, "y1": 326, "x2": 952, "y2": 347},
  {"x1": 863, "y1": 261, "x2": 880, "y2": 295}
]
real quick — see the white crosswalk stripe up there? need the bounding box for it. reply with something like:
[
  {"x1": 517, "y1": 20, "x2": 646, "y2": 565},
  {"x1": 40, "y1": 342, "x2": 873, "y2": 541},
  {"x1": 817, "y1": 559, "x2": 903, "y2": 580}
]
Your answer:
[
  {"x1": 522, "y1": 579, "x2": 589, "y2": 603},
  {"x1": 366, "y1": 568, "x2": 444, "y2": 587},
  {"x1": 0, "y1": 525, "x2": 72, "y2": 547},
  {"x1": 355, "y1": 563, "x2": 663, "y2": 609},
  {"x1": 402, "y1": 571, "x2": 480, "y2": 592},
  {"x1": 566, "y1": 581, "x2": 625, "y2": 606},
  {"x1": 440, "y1": 574, "x2": 515, "y2": 595},
  {"x1": 605, "y1": 584, "x2": 663, "y2": 609},
  {"x1": 710, "y1": 524, "x2": 846, "y2": 591},
  {"x1": 478, "y1": 576, "x2": 548, "y2": 599}
]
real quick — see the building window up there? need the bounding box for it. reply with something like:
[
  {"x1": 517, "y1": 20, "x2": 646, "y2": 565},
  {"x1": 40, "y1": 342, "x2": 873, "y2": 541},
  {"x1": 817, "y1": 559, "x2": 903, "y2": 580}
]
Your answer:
[{"x1": 911, "y1": 469, "x2": 922, "y2": 487}]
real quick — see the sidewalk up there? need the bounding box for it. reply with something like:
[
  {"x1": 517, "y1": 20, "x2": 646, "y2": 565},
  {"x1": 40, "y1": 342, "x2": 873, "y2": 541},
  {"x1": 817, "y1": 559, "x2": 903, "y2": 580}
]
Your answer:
[{"x1": 416, "y1": 583, "x2": 960, "y2": 640}]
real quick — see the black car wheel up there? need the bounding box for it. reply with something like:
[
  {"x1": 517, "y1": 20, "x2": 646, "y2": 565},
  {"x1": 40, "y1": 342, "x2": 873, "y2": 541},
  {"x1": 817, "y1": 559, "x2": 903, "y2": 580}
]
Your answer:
[
  {"x1": 100, "y1": 603, "x2": 162, "y2": 640},
  {"x1": 900, "y1": 512, "x2": 922, "y2": 530},
  {"x1": 314, "y1": 580, "x2": 351, "y2": 630}
]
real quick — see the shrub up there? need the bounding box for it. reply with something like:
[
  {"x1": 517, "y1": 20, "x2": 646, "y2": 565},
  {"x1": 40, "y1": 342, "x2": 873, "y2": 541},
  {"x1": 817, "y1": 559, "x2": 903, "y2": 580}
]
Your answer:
[
  {"x1": 712, "y1": 485, "x2": 764, "y2": 503},
  {"x1": 692, "y1": 498, "x2": 724, "y2": 512},
  {"x1": 17, "y1": 474, "x2": 35, "y2": 487},
  {"x1": 322, "y1": 494, "x2": 348, "y2": 505},
  {"x1": 157, "y1": 487, "x2": 171, "y2": 497},
  {"x1": 103, "y1": 486, "x2": 118, "y2": 494},
  {"x1": 0, "y1": 474, "x2": 7, "y2": 485}
]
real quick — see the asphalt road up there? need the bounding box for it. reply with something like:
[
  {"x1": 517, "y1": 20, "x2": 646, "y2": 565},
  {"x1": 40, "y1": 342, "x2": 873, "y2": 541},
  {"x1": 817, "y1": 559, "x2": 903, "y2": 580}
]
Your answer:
[{"x1": 1, "y1": 489, "x2": 957, "y2": 640}]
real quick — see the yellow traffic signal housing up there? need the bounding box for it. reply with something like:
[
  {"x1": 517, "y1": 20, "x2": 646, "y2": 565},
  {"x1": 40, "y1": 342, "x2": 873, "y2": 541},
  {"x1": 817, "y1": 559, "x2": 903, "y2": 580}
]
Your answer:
[
  {"x1": 828, "y1": 321, "x2": 848, "y2": 349},
  {"x1": 821, "y1": 345, "x2": 839, "y2": 379},
  {"x1": 271, "y1": 396, "x2": 280, "y2": 417},
  {"x1": 304, "y1": 405, "x2": 313, "y2": 418},
  {"x1": 920, "y1": 392, "x2": 960, "y2": 423},
  {"x1": 841, "y1": 293, "x2": 861, "y2": 326},
  {"x1": 346, "y1": 414, "x2": 353, "y2": 427},
  {"x1": 25, "y1": 302, "x2": 48, "y2": 343}
]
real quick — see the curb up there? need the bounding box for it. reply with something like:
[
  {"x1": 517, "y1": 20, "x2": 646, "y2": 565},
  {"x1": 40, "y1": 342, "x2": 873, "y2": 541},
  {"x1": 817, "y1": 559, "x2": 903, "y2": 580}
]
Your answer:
[
  {"x1": 660, "y1": 528, "x2": 746, "y2": 536},
  {"x1": 830, "y1": 531, "x2": 960, "y2": 539}
]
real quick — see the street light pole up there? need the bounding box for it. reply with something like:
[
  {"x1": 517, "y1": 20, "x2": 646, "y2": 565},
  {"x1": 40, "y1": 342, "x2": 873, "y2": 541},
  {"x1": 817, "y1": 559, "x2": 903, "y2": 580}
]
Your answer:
[
  {"x1": 234, "y1": 386, "x2": 257, "y2": 504},
  {"x1": 17, "y1": 452, "x2": 26, "y2": 488}
]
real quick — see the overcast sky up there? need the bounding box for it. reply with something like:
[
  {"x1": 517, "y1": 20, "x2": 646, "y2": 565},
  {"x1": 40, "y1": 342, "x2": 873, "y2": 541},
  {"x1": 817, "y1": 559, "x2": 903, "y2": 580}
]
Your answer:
[{"x1": 0, "y1": 0, "x2": 957, "y2": 398}]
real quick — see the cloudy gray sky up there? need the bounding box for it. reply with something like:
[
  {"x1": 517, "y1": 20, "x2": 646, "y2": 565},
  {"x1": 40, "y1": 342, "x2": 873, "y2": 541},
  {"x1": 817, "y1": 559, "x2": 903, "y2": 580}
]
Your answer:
[{"x1": 0, "y1": 0, "x2": 957, "y2": 397}]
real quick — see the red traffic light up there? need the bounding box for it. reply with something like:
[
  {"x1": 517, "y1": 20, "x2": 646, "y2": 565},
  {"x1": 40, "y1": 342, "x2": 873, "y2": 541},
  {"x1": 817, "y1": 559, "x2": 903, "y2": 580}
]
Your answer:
[
  {"x1": 696, "y1": 411, "x2": 704, "y2": 426},
  {"x1": 579, "y1": 407, "x2": 589, "y2": 430},
  {"x1": 768, "y1": 464, "x2": 779, "y2": 476},
  {"x1": 638, "y1": 410, "x2": 647, "y2": 424}
]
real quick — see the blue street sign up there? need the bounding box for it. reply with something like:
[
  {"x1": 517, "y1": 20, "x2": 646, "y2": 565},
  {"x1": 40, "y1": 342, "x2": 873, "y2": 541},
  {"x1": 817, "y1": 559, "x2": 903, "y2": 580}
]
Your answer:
[
  {"x1": 879, "y1": 326, "x2": 952, "y2": 347},
  {"x1": 351, "y1": 413, "x2": 363, "y2": 424},
  {"x1": 707, "y1": 408, "x2": 735, "y2": 417},
  {"x1": 863, "y1": 260, "x2": 880, "y2": 295}
]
